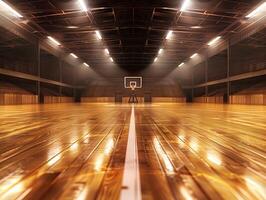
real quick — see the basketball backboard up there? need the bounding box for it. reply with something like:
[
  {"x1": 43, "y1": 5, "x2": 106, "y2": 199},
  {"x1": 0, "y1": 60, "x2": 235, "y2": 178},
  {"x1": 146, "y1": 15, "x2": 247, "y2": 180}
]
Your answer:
[{"x1": 124, "y1": 77, "x2": 142, "y2": 89}]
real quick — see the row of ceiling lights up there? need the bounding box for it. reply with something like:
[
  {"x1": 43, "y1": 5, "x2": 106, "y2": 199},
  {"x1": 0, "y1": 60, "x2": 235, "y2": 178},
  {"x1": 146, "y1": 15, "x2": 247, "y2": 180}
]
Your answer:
[
  {"x1": 47, "y1": 0, "x2": 115, "y2": 67},
  {"x1": 4, "y1": 0, "x2": 264, "y2": 21},
  {"x1": 177, "y1": 35, "x2": 221, "y2": 67},
  {"x1": 0, "y1": 0, "x2": 113, "y2": 67},
  {"x1": 95, "y1": 30, "x2": 114, "y2": 63},
  {"x1": 153, "y1": 0, "x2": 266, "y2": 68},
  {"x1": 47, "y1": 35, "x2": 90, "y2": 67},
  {"x1": 0, "y1": 0, "x2": 266, "y2": 67},
  {"x1": 82, "y1": 0, "x2": 114, "y2": 63},
  {"x1": 153, "y1": 31, "x2": 173, "y2": 62}
]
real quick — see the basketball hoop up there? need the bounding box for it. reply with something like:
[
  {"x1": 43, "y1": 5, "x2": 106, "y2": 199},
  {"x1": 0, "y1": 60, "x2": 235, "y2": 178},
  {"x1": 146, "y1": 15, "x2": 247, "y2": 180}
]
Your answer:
[
  {"x1": 124, "y1": 77, "x2": 142, "y2": 103},
  {"x1": 124, "y1": 77, "x2": 142, "y2": 89}
]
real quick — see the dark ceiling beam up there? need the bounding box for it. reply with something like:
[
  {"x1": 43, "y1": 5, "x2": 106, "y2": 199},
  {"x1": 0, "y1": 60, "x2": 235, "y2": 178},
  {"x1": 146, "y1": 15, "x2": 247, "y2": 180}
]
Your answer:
[
  {"x1": 46, "y1": 23, "x2": 227, "y2": 34},
  {"x1": 28, "y1": 6, "x2": 240, "y2": 22}
]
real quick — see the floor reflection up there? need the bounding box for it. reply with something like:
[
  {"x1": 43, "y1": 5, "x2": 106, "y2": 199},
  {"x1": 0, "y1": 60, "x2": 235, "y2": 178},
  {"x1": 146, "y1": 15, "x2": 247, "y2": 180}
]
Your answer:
[
  {"x1": 153, "y1": 137, "x2": 174, "y2": 174},
  {"x1": 0, "y1": 103, "x2": 265, "y2": 200},
  {"x1": 94, "y1": 136, "x2": 115, "y2": 172},
  {"x1": 189, "y1": 138, "x2": 199, "y2": 152},
  {"x1": 207, "y1": 150, "x2": 222, "y2": 166},
  {"x1": 180, "y1": 186, "x2": 194, "y2": 200},
  {"x1": 47, "y1": 142, "x2": 62, "y2": 167},
  {"x1": 0, "y1": 171, "x2": 26, "y2": 199},
  {"x1": 245, "y1": 176, "x2": 266, "y2": 200}
]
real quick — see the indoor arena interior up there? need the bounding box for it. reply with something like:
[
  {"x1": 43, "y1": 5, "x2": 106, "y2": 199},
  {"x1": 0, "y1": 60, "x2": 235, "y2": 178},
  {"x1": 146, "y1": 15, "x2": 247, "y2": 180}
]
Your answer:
[{"x1": 0, "y1": 0, "x2": 265, "y2": 200}]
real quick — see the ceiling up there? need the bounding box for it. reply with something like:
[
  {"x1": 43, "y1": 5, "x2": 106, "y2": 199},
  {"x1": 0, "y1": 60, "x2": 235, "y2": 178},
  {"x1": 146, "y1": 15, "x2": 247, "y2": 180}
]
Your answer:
[{"x1": 8, "y1": 0, "x2": 262, "y2": 71}]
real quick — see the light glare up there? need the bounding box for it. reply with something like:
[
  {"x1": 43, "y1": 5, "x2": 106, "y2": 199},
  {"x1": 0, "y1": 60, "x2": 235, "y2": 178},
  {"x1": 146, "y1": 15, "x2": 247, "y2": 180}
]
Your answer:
[
  {"x1": 207, "y1": 36, "x2": 221, "y2": 46},
  {"x1": 70, "y1": 53, "x2": 78, "y2": 58},
  {"x1": 154, "y1": 57, "x2": 158, "y2": 62},
  {"x1": 0, "y1": 0, "x2": 23, "y2": 18},
  {"x1": 166, "y1": 30, "x2": 173, "y2": 40},
  {"x1": 110, "y1": 57, "x2": 114, "y2": 62},
  {"x1": 104, "y1": 138, "x2": 114, "y2": 155},
  {"x1": 95, "y1": 30, "x2": 102, "y2": 40},
  {"x1": 246, "y1": 2, "x2": 266, "y2": 18},
  {"x1": 66, "y1": 26, "x2": 79, "y2": 29},
  {"x1": 83, "y1": 63, "x2": 89, "y2": 67},
  {"x1": 47, "y1": 36, "x2": 61, "y2": 46},
  {"x1": 191, "y1": 26, "x2": 202, "y2": 29},
  {"x1": 78, "y1": 0, "x2": 88, "y2": 12},
  {"x1": 245, "y1": 176, "x2": 265, "y2": 199},
  {"x1": 190, "y1": 53, "x2": 198, "y2": 59},
  {"x1": 154, "y1": 138, "x2": 174, "y2": 174},
  {"x1": 178, "y1": 62, "x2": 184, "y2": 67},
  {"x1": 104, "y1": 48, "x2": 110, "y2": 55},
  {"x1": 158, "y1": 48, "x2": 163, "y2": 55},
  {"x1": 181, "y1": 0, "x2": 191, "y2": 12},
  {"x1": 207, "y1": 152, "x2": 222, "y2": 165},
  {"x1": 180, "y1": 186, "x2": 194, "y2": 200},
  {"x1": 94, "y1": 154, "x2": 104, "y2": 171}
]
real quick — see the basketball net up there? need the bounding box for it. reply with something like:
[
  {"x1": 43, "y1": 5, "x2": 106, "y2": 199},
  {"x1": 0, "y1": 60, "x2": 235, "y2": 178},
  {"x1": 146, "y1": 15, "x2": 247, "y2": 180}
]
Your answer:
[
  {"x1": 130, "y1": 85, "x2": 136, "y2": 91},
  {"x1": 129, "y1": 83, "x2": 138, "y2": 103}
]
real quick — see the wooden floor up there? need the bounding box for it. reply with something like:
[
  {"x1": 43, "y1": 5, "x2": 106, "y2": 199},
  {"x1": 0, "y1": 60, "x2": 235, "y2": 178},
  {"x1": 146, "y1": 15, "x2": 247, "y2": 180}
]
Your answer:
[{"x1": 0, "y1": 103, "x2": 265, "y2": 200}]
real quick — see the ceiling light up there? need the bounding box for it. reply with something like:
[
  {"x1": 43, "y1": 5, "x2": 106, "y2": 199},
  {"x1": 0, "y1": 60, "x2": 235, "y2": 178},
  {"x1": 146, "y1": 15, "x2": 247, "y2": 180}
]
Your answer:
[
  {"x1": 246, "y1": 2, "x2": 266, "y2": 18},
  {"x1": 158, "y1": 49, "x2": 163, "y2": 55},
  {"x1": 191, "y1": 26, "x2": 202, "y2": 29},
  {"x1": 190, "y1": 53, "x2": 198, "y2": 58},
  {"x1": 66, "y1": 26, "x2": 79, "y2": 29},
  {"x1": 0, "y1": 0, "x2": 23, "y2": 18},
  {"x1": 95, "y1": 30, "x2": 102, "y2": 40},
  {"x1": 154, "y1": 57, "x2": 158, "y2": 62},
  {"x1": 166, "y1": 30, "x2": 173, "y2": 40},
  {"x1": 178, "y1": 62, "x2": 184, "y2": 67},
  {"x1": 181, "y1": 0, "x2": 191, "y2": 12},
  {"x1": 104, "y1": 48, "x2": 110, "y2": 55},
  {"x1": 47, "y1": 36, "x2": 61, "y2": 46},
  {"x1": 70, "y1": 53, "x2": 78, "y2": 58},
  {"x1": 110, "y1": 57, "x2": 113, "y2": 62},
  {"x1": 78, "y1": 0, "x2": 88, "y2": 12},
  {"x1": 83, "y1": 63, "x2": 89, "y2": 67},
  {"x1": 207, "y1": 36, "x2": 221, "y2": 46}
]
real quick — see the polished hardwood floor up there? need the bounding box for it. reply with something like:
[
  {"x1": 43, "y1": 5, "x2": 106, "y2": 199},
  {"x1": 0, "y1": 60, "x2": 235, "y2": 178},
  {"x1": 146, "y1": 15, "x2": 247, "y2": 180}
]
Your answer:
[{"x1": 0, "y1": 103, "x2": 265, "y2": 200}]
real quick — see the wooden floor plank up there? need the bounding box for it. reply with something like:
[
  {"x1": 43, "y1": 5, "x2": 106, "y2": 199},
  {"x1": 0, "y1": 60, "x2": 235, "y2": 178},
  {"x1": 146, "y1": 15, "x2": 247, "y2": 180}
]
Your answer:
[
  {"x1": 135, "y1": 103, "x2": 266, "y2": 200},
  {"x1": 0, "y1": 103, "x2": 265, "y2": 200}
]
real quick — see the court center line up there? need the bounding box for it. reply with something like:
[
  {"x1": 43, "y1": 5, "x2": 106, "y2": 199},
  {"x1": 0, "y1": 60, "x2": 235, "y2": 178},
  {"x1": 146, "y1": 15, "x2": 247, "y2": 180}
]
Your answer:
[{"x1": 120, "y1": 106, "x2": 142, "y2": 200}]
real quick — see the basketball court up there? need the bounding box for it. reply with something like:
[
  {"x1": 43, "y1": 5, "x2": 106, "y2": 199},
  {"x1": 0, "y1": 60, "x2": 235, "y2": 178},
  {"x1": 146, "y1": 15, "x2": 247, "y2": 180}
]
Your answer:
[
  {"x1": 0, "y1": 0, "x2": 266, "y2": 199},
  {"x1": 0, "y1": 103, "x2": 265, "y2": 199}
]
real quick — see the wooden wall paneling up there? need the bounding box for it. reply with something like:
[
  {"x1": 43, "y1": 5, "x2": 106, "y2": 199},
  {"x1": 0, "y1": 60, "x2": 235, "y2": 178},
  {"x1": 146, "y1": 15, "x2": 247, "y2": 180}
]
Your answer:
[
  {"x1": 194, "y1": 96, "x2": 224, "y2": 104},
  {"x1": 81, "y1": 97, "x2": 115, "y2": 103},
  {"x1": 152, "y1": 97, "x2": 186, "y2": 103},
  {"x1": 0, "y1": 93, "x2": 38, "y2": 105},
  {"x1": 43, "y1": 96, "x2": 74, "y2": 104},
  {"x1": 230, "y1": 95, "x2": 266, "y2": 105}
]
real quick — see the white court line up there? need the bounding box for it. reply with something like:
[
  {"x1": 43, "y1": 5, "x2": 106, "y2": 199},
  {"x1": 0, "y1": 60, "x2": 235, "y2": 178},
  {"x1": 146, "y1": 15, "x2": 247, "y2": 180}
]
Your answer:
[{"x1": 120, "y1": 106, "x2": 142, "y2": 200}]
